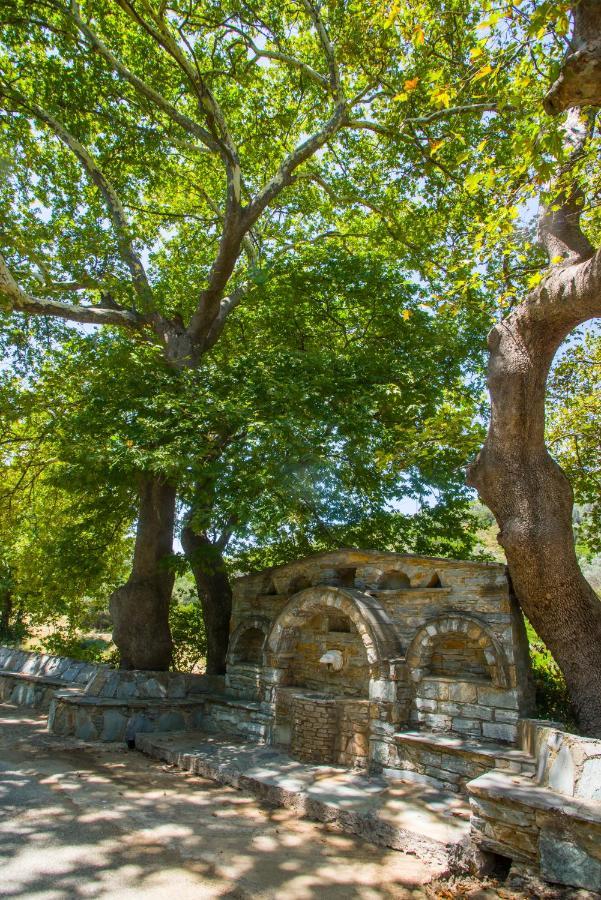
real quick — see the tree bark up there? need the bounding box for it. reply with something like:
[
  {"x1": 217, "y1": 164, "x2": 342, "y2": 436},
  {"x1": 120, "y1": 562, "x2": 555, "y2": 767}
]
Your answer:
[
  {"x1": 469, "y1": 2, "x2": 601, "y2": 737},
  {"x1": 181, "y1": 525, "x2": 232, "y2": 675},
  {"x1": 110, "y1": 475, "x2": 176, "y2": 670},
  {"x1": 468, "y1": 296, "x2": 601, "y2": 736},
  {"x1": 0, "y1": 588, "x2": 13, "y2": 639}
]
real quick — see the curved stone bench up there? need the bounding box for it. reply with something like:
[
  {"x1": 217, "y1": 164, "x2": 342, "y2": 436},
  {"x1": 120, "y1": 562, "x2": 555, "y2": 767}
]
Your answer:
[
  {"x1": 467, "y1": 719, "x2": 601, "y2": 892},
  {"x1": 0, "y1": 646, "x2": 104, "y2": 709},
  {"x1": 48, "y1": 691, "x2": 209, "y2": 742}
]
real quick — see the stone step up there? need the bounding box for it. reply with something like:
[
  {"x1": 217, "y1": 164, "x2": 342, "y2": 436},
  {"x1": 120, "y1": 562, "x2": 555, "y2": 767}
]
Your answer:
[
  {"x1": 136, "y1": 729, "x2": 472, "y2": 872},
  {"x1": 393, "y1": 730, "x2": 536, "y2": 793}
]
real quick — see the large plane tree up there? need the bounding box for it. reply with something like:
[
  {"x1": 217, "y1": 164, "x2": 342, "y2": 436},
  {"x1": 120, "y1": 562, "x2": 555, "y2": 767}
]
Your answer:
[
  {"x1": 0, "y1": 0, "x2": 401, "y2": 669},
  {"x1": 0, "y1": 0, "x2": 495, "y2": 670}
]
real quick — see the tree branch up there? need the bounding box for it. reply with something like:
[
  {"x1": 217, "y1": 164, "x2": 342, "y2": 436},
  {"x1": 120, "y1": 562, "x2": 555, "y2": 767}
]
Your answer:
[
  {"x1": 0, "y1": 253, "x2": 144, "y2": 328},
  {"x1": 223, "y1": 23, "x2": 328, "y2": 88},
  {"x1": 301, "y1": 0, "x2": 342, "y2": 101},
  {"x1": 0, "y1": 82, "x2": 156, "y2": 313},
  {"x1": 66, "y1": 1, "x2": 221, "y2": 154}
]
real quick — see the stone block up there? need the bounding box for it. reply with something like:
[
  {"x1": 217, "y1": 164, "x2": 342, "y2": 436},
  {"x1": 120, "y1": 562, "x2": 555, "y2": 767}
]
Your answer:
[
  {"x1": 448, "y1": 682, "x2": 478, "y2": 703},
  {"x1": 421, "y1": 713, "x2": 452, "y2": 731},
  {"x1": 74, "y1": 709, "x2": 97, "y2": 741},
  {"x1": 452, "y1": 718, "x2": 482, "y2": 736},
  {"x1": 157, "y1": 711, "x2": 186, "y2": 732},
  {"x1": 482, "y1": 722, "x2": 517, "y2": 744},
  {"x1": 477, "y1": 686, "x2": 518, "y2": 709},
  {"x1": 457, "y1": 703, "x2": 492, "y2": 721},
  {"x1": 548, "y1": 744, "x2": 575, "y2": 796},
  {"x1": 539, "y1": 831, "x2": 601, "y2": 892},
  {"x1": 576, "y1": 756, "x2": 601, "y2": 801},
  {"x1": 470, "y1": 796, "x2": 533, "y2": 828},
  {"x1": 419, "y1": 680, "x2": 449, "y2": 700},
  {"x1": 414, "y1": 697, "x2": 437, "y2": 712},
  {"x1": 101, "y1": 710, "x2": 127, "y2": 742},
  {"x1": 493, "y1": 708, "x2": 519, "y2": 724}
]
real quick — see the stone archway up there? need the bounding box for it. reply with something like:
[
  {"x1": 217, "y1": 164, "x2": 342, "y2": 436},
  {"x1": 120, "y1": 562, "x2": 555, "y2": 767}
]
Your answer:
[
  {"x1": 267, "y1": 585, "x2": 402, "y2": 670},
  {"x1": 405, "y1": 612, "x2": 509, "y2": 688}
]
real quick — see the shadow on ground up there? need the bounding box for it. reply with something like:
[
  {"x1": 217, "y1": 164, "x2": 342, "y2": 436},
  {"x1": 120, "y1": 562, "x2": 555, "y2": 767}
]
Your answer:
[{"x1": 0, "y1": 705, "x2": 435, "y2": 899}]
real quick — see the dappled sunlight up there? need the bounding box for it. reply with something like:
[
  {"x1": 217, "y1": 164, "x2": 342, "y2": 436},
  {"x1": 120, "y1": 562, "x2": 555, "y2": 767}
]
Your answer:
[{"x1": 0, "y1": 705, "x2": 434, "y2": 898}]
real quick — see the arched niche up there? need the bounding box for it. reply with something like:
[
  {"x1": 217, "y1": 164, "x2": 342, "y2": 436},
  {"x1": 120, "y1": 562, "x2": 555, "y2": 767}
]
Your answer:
[
  {"x1": 268, "y1": 585, "x2": 402, "y2": 670},
  {"x1": 227, "y1": 617, "x2": 270, "y2": 667},
  {"x1": 406, "y1": 613, "x2": 509, "y2": 688},
  {"x1": 377, "y1": 570, "x2": 411, "y2": 590}
]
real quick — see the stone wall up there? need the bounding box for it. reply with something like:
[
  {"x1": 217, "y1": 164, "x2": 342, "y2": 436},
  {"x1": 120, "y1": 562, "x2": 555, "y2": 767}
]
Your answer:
[
  {"x1": 468, "y1": 719, "x2": 601, "y2": 892},
  {"x1": 228, "y1": 550, "x2": 534, "y2": 773}
]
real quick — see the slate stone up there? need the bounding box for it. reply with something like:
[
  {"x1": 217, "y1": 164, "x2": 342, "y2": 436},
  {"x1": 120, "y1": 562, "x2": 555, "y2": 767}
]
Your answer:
[
  {"x1": 539, "y1": 831, "x2": 601, "y2": 891},
  {"x1": 157, "y1": 711, "x2": 186, "y2": 731},
  {"x1": 548, "y1": 744, "x2": 575, "y2": 796},
  {"x1": 101, "y1": 710, "x2": 127, "y2": 741},
  {"x1": 74, "y1": 710, "x2": 97, "y2": 741},
  {"x1": 576, "y1": 756, "x2": 601, "y2": 801}
]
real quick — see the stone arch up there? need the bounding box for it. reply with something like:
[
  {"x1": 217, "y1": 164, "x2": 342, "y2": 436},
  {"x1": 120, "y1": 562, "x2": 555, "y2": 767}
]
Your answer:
[
  {"x1": 227, "y1": 616, "x2": 271, "y2": 666},
  {"x1": 405, "y1": 613, "x2": 509, "y2": 688},
  {"x1": 267, "y1": 585, "x2": 402, "y2": 668}
]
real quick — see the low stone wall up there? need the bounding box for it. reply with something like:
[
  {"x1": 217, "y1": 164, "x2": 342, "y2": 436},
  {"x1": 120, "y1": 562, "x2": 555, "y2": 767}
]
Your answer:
[
  {"x1": 412, "y1": 677, "x2": 520, "y2": 743},
  {"x1": 0, "y1": 646, "x2": 105, "y2": 709},
  {"x1": 291, "y1": 694, "x2": 337, "y2": 763},
  {"x1": 467, "y1": 719, "x2": 601, "y2": 892}
]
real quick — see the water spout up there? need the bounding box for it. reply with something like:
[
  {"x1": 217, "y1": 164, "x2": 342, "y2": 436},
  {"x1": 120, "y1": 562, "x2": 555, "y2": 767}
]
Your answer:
[{"x1": 319, "y1": 650, "x2": 344, "y2": 672}]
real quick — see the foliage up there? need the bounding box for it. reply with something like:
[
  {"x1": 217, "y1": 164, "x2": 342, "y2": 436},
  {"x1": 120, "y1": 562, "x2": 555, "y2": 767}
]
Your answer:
[
  {"x1": 32, "y1": 629, "x2": 116, "y2": 665},
  {"x1": 169, "y1": 601, "x2": 207, "y2": 673},
  {"x1": 526, "y1": 621, "x2": 578, "y2": 731},
  {"x1": 547, "y1": 332, "x2": 601, "y2": 558}
]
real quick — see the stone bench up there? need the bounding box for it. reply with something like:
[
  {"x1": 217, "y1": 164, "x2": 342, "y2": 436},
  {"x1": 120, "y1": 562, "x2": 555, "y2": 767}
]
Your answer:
[
  {"x1": 0, "y1": 646, "x2": 104, "y2": 709},
  {"x1": 47, "y1": 668, "x2": 231, "y2": 743},
  {"x1": 467, "y1": 718, "x2": 601, "y2": 892},
  {"x1": 393, "y1": 729, "x2": 536, "y2": 793}
]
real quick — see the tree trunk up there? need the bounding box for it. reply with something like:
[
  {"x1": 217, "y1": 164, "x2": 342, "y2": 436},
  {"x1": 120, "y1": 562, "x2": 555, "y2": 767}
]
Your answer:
[
  {"x1": 181, "y1": 525, "x2": 232, "y2": 675},
  {"x1": 0, "y1": 588, "x2": 13, "y2": 638},
  {"x1": 468, "y1": 308, "x2": 601, "y2": 736},
  {"x1": 110, "y1": 475, "x2": 176, "y2": 670}
]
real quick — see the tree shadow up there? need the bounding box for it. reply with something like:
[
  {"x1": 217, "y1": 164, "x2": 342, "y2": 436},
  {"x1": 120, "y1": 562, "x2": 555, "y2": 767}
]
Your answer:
[{"x1": 0, "y1": 705, "x2": 433, "y2": 899}]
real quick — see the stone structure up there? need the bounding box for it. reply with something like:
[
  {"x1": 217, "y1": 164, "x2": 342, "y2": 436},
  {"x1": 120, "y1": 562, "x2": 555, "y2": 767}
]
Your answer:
[
  {"x1": 2, "y1": 549, "x2": 600, "y2": 891},
  {"x1": 222, "y1": 550, "x2": 534, "y2": 774}
]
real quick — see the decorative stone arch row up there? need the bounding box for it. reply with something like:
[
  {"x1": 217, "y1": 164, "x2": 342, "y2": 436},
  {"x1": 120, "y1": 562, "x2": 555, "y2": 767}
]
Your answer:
[
  {"x1": 266, "y1": 585, "x2": 403, "y2": 676},
  {"x1": 405, "y1": 613, "x2": 510, "y2": 688},
  {"x1": 274, "y1": 567, "x2": 445, "y2": 596}
]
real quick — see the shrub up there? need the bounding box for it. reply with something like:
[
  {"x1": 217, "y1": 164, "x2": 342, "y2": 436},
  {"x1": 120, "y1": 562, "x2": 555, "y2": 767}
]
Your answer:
[
  {"x1": 33, "y1": 630, "x2": 116, "y2": 664},
  {"x1": 169, "y1": 601, "x2": 207, "y2": 672},
  {"x1": 527, "y1": 622, "x2": 578, "y2": 731}
]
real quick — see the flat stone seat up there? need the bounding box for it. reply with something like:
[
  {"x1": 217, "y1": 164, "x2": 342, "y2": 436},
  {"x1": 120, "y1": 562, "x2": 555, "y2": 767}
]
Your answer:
[
  {"x1": 395, "y1": 730, "x2": 536, "y2": 771},
  {"x1": 392, "y1": 729, "x2": 536, "y2": 794},
  {"x1": 0, "y1": 670, "x2": 70, "y2": 688},
  {"x1": 469, "y1": 770, "x2": 601, "y2": 826},
  {"x1": 52, "y1": 690, "x2": 210, "y2": 709},
  {"x1": 136, "y1": 729, "x2": 472, "y2": 872}
]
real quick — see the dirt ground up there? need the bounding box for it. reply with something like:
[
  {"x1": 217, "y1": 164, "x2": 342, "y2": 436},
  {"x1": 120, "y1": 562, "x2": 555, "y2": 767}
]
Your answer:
[{"x1": 0, "y1": 704, "x2": 593, "y2": 900}]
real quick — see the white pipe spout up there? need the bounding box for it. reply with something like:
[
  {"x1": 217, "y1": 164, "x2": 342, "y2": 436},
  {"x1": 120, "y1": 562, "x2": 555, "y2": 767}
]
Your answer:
[{"x1": 319, "y1": 650, "x2": 344, "y2": 672}]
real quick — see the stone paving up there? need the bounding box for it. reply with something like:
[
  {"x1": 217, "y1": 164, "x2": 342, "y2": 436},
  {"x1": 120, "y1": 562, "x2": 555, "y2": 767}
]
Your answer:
[
  {"x1": 135, "y1": 728, "x2": 472, "y2": 870},
  {"x1": 0, "y1": 704, "x2": 444, "y2": 899}
]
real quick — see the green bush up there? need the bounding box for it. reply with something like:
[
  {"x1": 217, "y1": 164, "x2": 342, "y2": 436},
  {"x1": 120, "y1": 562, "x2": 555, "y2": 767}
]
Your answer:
[
  {"x1": 169, "y1": 600, "x2": 207, "y2": 672},
  {"x1": 527, "y1": 622, "x2": 577, "y2": 731},
  {"x1": 34, "y1": 630, "x2": 116, "y2": 664}
]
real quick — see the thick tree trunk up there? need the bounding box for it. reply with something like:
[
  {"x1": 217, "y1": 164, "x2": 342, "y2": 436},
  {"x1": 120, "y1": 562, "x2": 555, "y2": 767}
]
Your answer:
[
  {"x1": 181, "y1": 525, "x2": 232, "y2": 675},
  {"x1": 468, "y1": 308, "x2": 601, "y2": 736},
  {"x1": 110, "y1": 475, "x2": 176, "y2": 670}
]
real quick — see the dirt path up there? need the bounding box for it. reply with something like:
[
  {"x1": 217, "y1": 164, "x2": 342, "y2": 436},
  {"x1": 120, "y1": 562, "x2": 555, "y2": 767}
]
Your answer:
[{"x1": 0, "y1": 704, "x2": 443, "y2": 899}]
